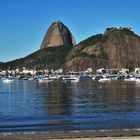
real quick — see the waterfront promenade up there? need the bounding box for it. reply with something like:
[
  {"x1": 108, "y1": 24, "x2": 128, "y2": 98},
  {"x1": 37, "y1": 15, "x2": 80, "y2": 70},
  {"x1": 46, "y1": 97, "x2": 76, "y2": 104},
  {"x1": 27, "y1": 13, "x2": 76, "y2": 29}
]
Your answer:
[
  {"x1": 1, "y1": 135, "x2": 140, "y2": 140},
  {"x1": 1, "y1": 129, "x2": 140, "y2": 140},
  {"x1": 1, "y1": 134, "x2": 140, "y2": 140}
]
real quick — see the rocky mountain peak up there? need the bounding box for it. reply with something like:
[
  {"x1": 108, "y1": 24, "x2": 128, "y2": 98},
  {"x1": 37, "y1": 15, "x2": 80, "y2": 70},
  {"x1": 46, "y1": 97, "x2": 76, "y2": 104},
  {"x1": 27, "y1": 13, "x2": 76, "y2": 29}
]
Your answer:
[
  {"x1": 63, "y1": 27, "x2": 140, "y2": 71},
  {"x1": 40, "y1": 21, "x2": 76, "y2": 49}
]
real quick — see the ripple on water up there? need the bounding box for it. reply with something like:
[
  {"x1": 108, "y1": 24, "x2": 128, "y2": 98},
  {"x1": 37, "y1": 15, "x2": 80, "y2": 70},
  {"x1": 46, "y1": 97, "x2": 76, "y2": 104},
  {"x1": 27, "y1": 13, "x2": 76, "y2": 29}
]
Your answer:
[{"x1": 0, "y1": 80, "x2": 140, "y2": 132}]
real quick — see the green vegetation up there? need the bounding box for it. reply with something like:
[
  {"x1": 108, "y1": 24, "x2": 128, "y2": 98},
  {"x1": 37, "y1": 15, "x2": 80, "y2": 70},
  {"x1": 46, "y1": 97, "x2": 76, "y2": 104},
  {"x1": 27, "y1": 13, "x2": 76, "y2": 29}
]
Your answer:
[
  {"x1": 96, "y1": 46, "x2": 108, "y2": 59},
  {"x1": 69, "y1": 34, "x2": 109, "y2": 60},
  {"x1": 78, "y1": 34, "x2": 108, "y2": 49},
  {"x1": 106, "y1": 27, "x2": 138, "y2": 37},
  {"x1": 71, "y1": 45, "x2": 108, "y2": 60},
  {"x1": 125, "y1": 59, "x2": 135, "y2": 71},
  {"x1": 72, "y1": 52, "x2": 95, "y2": 58},
  {"x1": 0, "y1": 46, "x2": 70, "y2": 70}
]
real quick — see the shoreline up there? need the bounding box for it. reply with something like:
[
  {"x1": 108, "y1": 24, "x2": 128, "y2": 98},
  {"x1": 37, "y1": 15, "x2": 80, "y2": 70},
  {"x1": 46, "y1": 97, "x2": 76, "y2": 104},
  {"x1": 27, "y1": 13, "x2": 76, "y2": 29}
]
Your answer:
[{"x1": 1, "y1": 129, "x2": 140, "y2": 139}]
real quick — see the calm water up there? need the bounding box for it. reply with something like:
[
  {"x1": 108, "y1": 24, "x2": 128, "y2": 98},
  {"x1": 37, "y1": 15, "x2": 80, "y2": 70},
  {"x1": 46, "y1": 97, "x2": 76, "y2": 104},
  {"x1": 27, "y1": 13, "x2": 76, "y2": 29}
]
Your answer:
[{"x1": 0, "y1": 80, "x2": 140, "y2": 132}]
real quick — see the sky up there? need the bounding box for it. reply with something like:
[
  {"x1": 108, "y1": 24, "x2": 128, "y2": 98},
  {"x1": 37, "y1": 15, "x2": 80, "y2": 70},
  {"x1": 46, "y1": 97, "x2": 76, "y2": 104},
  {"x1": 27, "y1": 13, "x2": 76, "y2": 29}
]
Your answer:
[{"x1": 0, "y1": 0, "x2": 140, "y2": 62}]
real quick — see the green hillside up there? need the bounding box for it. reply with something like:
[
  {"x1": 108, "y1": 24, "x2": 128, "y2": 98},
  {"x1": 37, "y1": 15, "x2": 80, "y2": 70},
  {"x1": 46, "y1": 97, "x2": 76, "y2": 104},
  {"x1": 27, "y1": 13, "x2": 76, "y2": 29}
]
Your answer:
[{"x1": 0, "y1": 46, "x2": 70, "y2": 70}]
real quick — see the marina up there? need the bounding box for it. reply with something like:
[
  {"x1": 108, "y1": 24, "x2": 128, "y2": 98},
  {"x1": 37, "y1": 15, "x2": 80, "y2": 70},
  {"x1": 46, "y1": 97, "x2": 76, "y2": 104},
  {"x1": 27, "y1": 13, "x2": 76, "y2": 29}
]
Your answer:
[{"x1": 1, "y1": 71, "x2": 140, "y2": 83}]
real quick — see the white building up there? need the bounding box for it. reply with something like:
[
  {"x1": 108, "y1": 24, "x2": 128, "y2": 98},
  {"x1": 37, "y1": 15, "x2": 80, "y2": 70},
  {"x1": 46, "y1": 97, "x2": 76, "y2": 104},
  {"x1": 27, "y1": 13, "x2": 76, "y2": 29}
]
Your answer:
[
  {"x1": 135, "y1": 67, "x2": 140, "y2": 74},
  {"x1": 119, "y1": 68, "x2": 129, "y2": 74},
  {"x1": 96, "y1": 68, "x2": 106, "y2": 74}
]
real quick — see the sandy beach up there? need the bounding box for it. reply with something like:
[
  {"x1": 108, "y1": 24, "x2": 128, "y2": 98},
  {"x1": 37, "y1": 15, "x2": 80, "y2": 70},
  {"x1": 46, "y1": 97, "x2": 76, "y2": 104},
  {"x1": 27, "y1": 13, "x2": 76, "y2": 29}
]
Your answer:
[
  {"x1": 1, "y1": 134, "x2": 140, "y2": 140},
  {"x1": 1, "y1": 129, "x2": 140, "y2": 140}
]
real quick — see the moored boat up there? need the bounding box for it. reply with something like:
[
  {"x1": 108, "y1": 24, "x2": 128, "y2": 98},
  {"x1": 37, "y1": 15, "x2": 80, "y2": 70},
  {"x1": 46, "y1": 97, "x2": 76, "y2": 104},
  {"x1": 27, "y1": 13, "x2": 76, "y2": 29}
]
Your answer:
[
  {"x1": 3, "y1": 76, "x2": 15, "y2": 83},
  {"x1": 37, "y1": 75, "x2": 53, "y2": 82},
  {"x1": 98, "y1": 75, "x2": 111, "y2": 82},
  {"x1": 62, "y1": 75, "x2": 80, "y2": 82}
]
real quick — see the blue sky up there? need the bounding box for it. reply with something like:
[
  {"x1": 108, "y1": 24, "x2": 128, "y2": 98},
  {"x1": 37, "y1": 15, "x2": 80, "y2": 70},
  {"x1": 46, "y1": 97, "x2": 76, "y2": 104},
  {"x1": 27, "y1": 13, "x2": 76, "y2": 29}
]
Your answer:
[{"x1": 0, "y1": 0, "x2": 140, "y2": 62}]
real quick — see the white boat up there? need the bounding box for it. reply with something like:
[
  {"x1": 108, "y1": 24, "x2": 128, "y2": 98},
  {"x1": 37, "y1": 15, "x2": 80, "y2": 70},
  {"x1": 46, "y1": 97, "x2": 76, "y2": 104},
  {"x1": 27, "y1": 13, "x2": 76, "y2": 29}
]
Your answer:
[
  {"x1": 38, "y1": 79, "x2": 48, "y2": 82},
  {"x1": 37, "y1": 75, "x2": 52, "y2": 82},
  {"x1": 71, "y1": 77, "x2": 80, "y2": 83},
  {"x1": 28, "y1": 77, "x2": 34, "y2": 81},
  {"x1": 3, "y1": 76, "x2": 14, "y2": 83},
  {"x1": 49, "y1": 75, "x2": 62, "y2": 80},
  {"x1": 92, "y1": 75, "x2": 96, "y2": 80},
  {"x1": 98, "y1": 77, "x2": 111, "y2": 82},
  {"x1": 124, "y1": 77, "x2": 136, "y2": 82},
  {"x1": 135, "y1": 78, "x2": 140, "y2": 83},
  {"x1": 38, "y1": 78, "x2": 49, "y2": 82},
  {"x1": 62, "y1": 75, "x2": 80, "y2": 82}
]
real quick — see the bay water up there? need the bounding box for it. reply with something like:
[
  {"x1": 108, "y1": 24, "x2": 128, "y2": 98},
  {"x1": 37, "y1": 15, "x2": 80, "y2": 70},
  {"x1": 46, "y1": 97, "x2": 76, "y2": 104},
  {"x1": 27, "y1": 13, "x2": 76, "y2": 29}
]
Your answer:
[{"x1": 0, "y1": 80, "x2": 140, "y2": 132}]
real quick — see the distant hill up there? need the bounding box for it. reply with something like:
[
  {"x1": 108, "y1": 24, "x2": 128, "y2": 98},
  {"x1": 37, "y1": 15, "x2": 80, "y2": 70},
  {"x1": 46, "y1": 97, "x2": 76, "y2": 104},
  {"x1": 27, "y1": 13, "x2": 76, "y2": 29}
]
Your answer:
[
  {"x1": 0, "y1": 46, "x2": 70, "y2": 70},
  {"x1": 63, "y1": 27, "x2": 140, "y2": 71}
]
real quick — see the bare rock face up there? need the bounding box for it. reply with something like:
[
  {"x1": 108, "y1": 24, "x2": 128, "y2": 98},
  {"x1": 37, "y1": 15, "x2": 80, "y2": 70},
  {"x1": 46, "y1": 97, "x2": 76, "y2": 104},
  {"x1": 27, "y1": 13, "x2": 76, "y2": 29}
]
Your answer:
[
  {"x1": 63, "y1": 28, "x2": 140, "y2": 72},
  {"x1": 63, "y1": 57, "x2": 107, "y2": 72},
  {"x1": 106, "y1": 33, "x2": 140, "y2": 69},
  {"x1": 40, "y1": 21, "x2": 76, "y2": 49}
]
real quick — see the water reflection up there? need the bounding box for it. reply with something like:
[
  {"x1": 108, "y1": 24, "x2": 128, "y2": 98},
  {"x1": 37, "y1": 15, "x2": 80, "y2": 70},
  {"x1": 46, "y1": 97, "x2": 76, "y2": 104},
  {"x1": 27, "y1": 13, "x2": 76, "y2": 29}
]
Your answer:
[
  {"x1": 0, "y1": 80, "x2": 140, "y2": 131},
  {"x1": 101, "y1": 82, "x2": 138, "y2": 113},
  {"x1": 40, "y1": 82, "x2": 74, "y2": 116}
]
